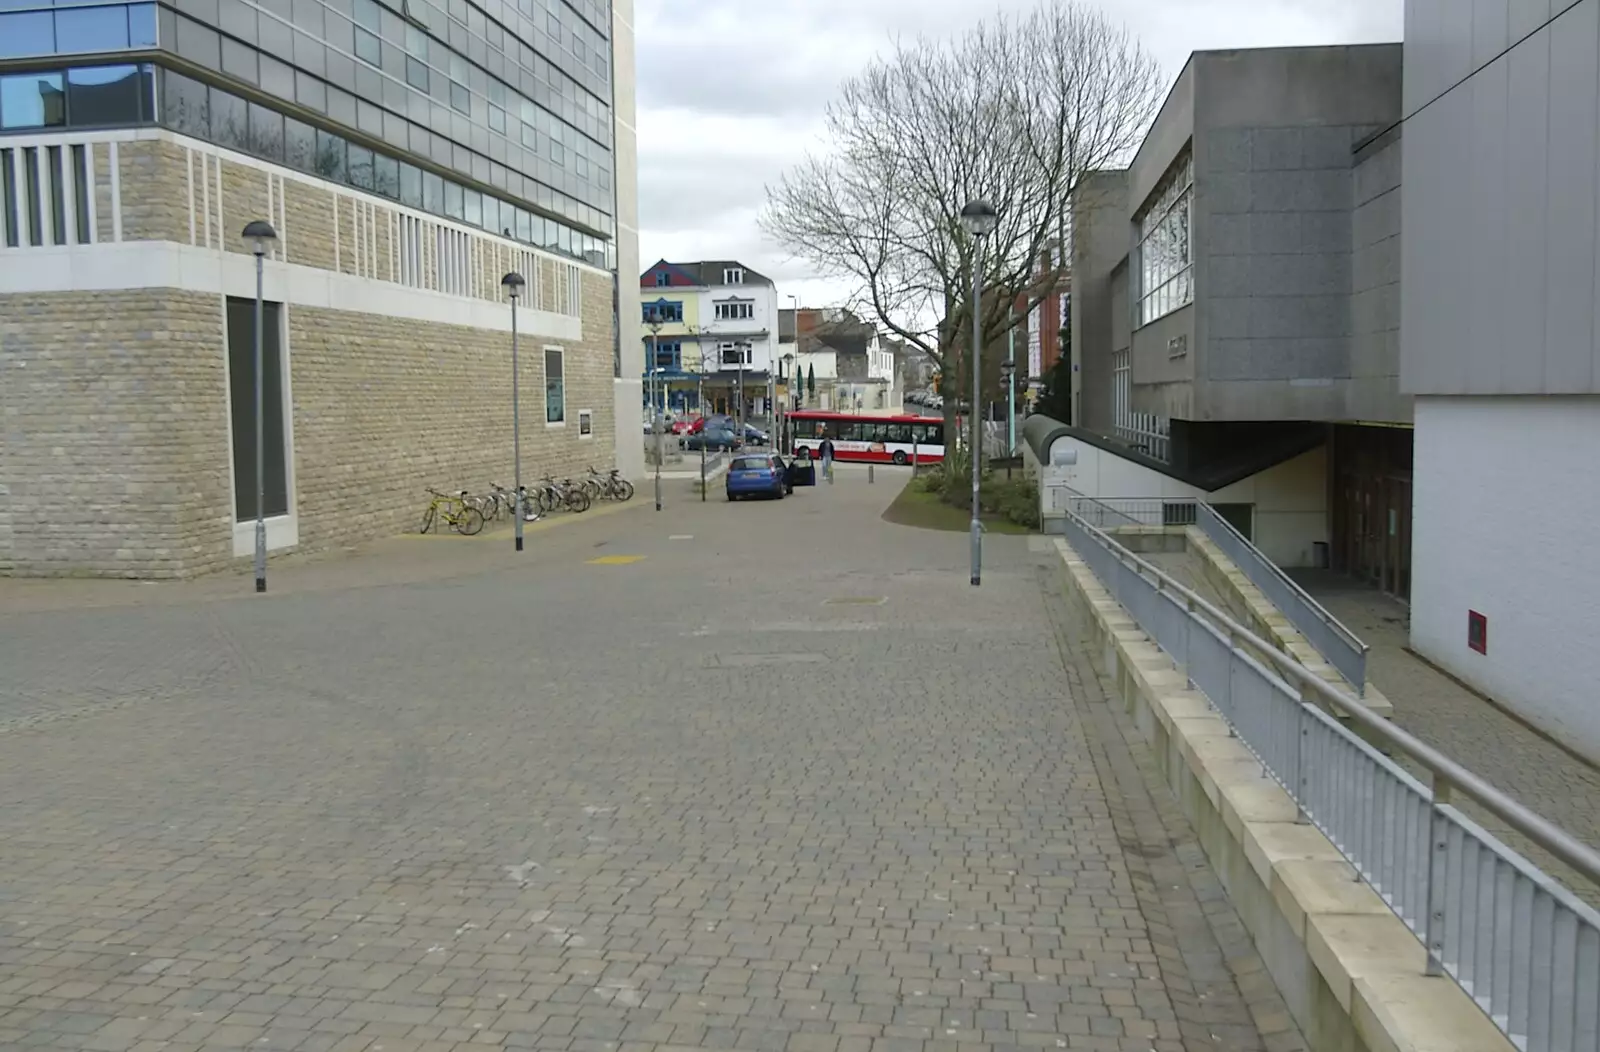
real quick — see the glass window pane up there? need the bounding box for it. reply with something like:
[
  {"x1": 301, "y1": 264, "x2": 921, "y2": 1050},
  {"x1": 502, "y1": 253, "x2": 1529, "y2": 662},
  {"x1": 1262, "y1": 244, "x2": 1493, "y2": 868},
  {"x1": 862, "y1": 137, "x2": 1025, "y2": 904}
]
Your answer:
[
  {"x1": 405, "y1": 56, "x2": 428, "y2": 90},
  {"x1": 353, "y1": 0, "x2": 379, "y2": 29},
  {"x1": 463, "y1": 187, "x2": 480, "y2": 225},
  {"x1": 314, "y1": 128, "x2": 345, "y2": 179},
  {"x1": 443, "y1": 179, "x2": 462, "y2": 219},
  {"x1": 449, "y1": 80, "x2": 468, "y2": 114},
  {"x1": 1, "y1": 72, "x2": 65, "y2": 129},
  {"x1": 347, "y1": 142, "x2": 373, "y2": 189},
  {"x1": 161, "y1": 68, "x2": 207, "y2": 135},
  {"x1": 221, "y1": 36, "x2": 256, "y2": 83},
  {"x1": 56, "y1": 6, "x2": 130, "y2": 52},
  {"x1": 126, "y1": 3, "x2": 157, "y2": 46},
  {"x1": 285, "y1": 115, "x2": 315, "y2": 170},
  {"x1": 294, "y1": 69, "x2": 326, "y2": 112},
  {"x1": 399, "y1": 161, "x2": 421, "y2": 206},
  {"x1": 422, "y1": 169, "x2": 442, "y2": 211},
  {"x1": 0, "y1": 12, "x2": 55, "y2": 58},
  {"x1": 374, "y1": 152, "x2": 398, "y2": 197},
  {"x1": 247, "y1": 101, "x2": 283, "y2": 160},
  {"x1": 210, "y1": 87, "x2": 247, "y2": 150},
  {"x1": 354, "y1": 26, "x2": 380, "y2": 65},
  {"x1": 67, "y1": 64, "x2": 142, "y2": 126}
]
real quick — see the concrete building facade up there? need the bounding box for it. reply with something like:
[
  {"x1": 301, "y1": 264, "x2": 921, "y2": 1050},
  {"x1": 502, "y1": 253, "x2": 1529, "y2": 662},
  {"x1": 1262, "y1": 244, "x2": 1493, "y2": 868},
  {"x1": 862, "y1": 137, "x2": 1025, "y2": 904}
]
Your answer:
[
  {"x1": 1068, "y1": 45, "x2": 1411, "y2": 579},
  {"x1": 0, "y1": 0, "x2": 638, "y2": 577},
  {"x1": 1403, "y1": 0, "x2": 1600, "y2": 760}
]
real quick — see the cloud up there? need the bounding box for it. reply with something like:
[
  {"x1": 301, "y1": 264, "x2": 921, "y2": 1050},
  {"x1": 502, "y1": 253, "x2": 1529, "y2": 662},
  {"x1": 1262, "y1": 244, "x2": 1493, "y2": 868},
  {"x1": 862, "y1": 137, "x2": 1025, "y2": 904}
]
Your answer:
[{"x1": 633, "y1": 0, "x2": 1403, "y2": 307}]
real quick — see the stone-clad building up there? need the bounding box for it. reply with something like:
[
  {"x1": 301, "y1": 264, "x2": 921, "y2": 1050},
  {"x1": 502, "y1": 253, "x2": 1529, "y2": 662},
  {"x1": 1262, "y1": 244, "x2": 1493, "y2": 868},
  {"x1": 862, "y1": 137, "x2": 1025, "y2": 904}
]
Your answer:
[{"x1": 0, "y1": 0, "x2": 641, "y2": 578}]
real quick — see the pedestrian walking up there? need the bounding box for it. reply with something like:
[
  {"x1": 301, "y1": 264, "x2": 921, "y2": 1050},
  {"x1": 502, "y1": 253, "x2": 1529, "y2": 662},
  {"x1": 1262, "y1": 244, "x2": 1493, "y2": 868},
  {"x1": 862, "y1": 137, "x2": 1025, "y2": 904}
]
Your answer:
[{"x1": 819, "y1": 436, "x2": 835, "y2": 484}]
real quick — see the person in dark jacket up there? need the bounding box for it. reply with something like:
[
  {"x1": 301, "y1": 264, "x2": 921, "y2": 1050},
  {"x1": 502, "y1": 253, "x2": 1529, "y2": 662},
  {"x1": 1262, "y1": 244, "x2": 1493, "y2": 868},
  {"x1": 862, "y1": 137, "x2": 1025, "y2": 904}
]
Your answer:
[{"x1": 818, "y1": 437, "x2": 836, "y2": 483}]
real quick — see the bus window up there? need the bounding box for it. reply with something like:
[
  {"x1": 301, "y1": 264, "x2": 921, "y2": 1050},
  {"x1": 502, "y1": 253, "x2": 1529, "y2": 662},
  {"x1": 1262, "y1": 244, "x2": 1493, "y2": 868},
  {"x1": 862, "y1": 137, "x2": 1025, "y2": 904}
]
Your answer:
[{"x1": 886, "y1": 423, "x2": 912, "y2": 444}]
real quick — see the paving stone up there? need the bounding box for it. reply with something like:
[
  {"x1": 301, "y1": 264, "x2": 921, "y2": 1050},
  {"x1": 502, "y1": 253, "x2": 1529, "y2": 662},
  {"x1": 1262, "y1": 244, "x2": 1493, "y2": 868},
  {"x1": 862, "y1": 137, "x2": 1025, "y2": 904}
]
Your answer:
[{"x1": 0, "y1": 475, "x2": 1302, "y2": 1051}]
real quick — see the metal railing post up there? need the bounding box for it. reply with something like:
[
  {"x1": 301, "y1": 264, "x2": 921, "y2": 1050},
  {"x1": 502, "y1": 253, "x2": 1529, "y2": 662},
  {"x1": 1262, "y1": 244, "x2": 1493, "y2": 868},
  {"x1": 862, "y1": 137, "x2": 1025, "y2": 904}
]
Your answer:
[{"x1": 1424, "y1": 776, "x2": 1452, "y2": 977}]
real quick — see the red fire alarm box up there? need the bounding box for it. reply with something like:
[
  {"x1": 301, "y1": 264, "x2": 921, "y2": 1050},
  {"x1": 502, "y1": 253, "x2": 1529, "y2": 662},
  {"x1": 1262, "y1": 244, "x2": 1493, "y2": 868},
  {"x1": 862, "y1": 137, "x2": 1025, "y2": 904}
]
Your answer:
[{"x1": 1468, "y1": 610, "x2": 1488, "y2": 655}]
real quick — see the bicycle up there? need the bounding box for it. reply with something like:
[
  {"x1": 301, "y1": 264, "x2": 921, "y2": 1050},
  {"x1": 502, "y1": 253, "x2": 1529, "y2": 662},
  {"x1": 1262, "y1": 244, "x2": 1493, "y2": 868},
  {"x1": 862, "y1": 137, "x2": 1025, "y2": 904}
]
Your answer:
[
  {"x1": 419, "y1": 489, "x2": 486, "y2": 536},
  {"x1": 585, "y1": 466, "x2": 635, "y2": 502},
  {"x1": 486, "y1": 483, "x2": 541, "y2": 522},
  {"x1": 534, "y1": 475, "x2": 591, "y2": 514}
]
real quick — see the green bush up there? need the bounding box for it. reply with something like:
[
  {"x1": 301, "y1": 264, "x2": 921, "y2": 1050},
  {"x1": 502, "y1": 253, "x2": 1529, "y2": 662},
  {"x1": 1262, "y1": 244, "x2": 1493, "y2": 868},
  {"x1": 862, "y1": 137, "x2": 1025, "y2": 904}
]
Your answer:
[{"x1": 978, "y1": 474, "x2": 1041, "y2": 529}]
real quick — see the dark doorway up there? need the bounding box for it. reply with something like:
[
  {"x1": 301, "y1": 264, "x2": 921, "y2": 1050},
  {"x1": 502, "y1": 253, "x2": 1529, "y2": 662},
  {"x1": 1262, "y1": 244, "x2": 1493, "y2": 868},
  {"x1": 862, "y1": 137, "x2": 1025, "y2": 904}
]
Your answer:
[
  {"x1": 1331, "y1": 424, "x2": 1412, "y2": 601},
  {"x1": 225, "y1": 297, "x2": 289, "y2": 521}
]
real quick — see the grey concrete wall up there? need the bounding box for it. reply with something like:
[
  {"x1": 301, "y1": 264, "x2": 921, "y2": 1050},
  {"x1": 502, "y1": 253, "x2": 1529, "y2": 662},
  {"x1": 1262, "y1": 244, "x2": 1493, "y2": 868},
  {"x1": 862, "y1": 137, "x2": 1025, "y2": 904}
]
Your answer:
[
  {"x1": 1188, "y1": 45, "x2": 1402, "y2": 422},
  {"x1": 1071, "y1": 171, "x2": 1130, "y2": 434},
  {"x1": 1129, "y1": 305, "x2": 1195, "y2": 420},
  {"x1": 1402, "y1": 0, "x2": 1600, "y2": 396},
  {"x1": 1129, "y1": 63, "x2": 1195, "y2": 216},
  {"x1": 1350, "y1": 130, "x2": 1409, "y2": 422}
]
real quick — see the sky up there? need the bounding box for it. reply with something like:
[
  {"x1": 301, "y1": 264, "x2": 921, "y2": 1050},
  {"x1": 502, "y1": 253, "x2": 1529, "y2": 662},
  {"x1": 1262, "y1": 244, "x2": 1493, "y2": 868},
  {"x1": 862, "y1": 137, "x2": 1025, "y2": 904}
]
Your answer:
[{"x1": 632, "y1": 0, "x2": 1402, "y2": 310}]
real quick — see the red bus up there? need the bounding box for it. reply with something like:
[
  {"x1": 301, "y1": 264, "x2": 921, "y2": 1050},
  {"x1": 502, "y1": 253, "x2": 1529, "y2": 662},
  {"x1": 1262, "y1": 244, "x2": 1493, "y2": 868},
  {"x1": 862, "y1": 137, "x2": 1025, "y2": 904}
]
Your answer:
[{"x1": 787, "y1": 410, "x2": 947, "y2": 465}]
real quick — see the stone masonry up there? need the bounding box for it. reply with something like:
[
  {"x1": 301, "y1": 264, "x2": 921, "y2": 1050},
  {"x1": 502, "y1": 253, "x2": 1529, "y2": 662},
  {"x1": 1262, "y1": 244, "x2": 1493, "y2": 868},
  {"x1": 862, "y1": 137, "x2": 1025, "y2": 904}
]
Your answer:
[{"x1": 0, "y1": 131, "x2": 618, "y2": 578}]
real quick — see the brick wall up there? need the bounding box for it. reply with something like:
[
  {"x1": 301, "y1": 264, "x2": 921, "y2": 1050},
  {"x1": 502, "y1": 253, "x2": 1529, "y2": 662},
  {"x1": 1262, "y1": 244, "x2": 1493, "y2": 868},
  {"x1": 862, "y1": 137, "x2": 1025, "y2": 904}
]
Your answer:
[
  {"x1": 0, "y1": 131, "x2": 621, "y2": 579},
  {"x1": 288, "y1": 285, "x2": 616, "y2": 553},
  {"x1": 0, "y1": 289, "x2": 233, "y2": 578}
]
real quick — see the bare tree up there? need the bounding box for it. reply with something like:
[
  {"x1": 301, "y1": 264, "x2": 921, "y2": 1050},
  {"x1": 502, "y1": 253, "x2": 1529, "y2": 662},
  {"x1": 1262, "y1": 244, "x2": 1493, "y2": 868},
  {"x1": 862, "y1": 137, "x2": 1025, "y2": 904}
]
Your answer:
[{"x1": 762, "y1": 0, "x2": 1162, "y2": 455}]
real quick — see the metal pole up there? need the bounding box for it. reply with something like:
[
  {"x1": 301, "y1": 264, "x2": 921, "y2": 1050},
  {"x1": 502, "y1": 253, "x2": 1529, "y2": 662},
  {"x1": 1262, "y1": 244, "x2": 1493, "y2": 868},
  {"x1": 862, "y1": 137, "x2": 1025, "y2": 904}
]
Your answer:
[
  {"x1": 970, "y1": 237, "x2": 983, "y2": 587},
  {"x1": 1006, "y1": 303, "x2": 1016, "y2": 458},
  {"x1": 512, "y1": 296, "x2": 524, "y2": 551},
  {"x1": 252, "y1": 245, "x2": 267, "y2": 592},
  {"x1": 737, "y1": 345, "x2": 745, "y2": 443},
  {"x1": 653, "y1": 332, "x2": 662, "y2": 513},
  {"x1": 699, "y1": 367, "x2": 707, "y2": 502}
]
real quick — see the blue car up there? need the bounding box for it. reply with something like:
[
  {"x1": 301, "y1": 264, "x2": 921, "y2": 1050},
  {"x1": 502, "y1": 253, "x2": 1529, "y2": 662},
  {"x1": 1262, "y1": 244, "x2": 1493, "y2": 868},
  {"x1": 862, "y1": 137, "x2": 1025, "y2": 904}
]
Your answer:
[{"x1": 725, "y1": 454, "x2": 792, "y2": 501}]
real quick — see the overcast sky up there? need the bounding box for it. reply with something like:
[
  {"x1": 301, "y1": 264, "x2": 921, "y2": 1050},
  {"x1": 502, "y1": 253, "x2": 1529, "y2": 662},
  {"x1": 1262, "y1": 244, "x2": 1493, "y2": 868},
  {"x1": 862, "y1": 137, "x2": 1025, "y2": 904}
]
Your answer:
[{"x1": 633, "y1": 0, "x2": 1401, "y2": 308}]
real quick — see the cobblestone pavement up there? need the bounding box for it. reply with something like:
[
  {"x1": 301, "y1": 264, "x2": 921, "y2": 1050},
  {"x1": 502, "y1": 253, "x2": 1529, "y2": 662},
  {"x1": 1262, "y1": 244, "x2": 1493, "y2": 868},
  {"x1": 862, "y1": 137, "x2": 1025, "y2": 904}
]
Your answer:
[{"x1": 0, "y1": 473, "x2": 1300, "y2": 1051}]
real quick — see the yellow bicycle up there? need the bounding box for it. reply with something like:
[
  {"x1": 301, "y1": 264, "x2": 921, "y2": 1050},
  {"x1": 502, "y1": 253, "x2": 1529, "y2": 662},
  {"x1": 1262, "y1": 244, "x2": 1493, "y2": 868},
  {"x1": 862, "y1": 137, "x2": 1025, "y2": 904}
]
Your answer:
[{"x1": 419, "y1": 489, "x2": 486, "y2": 536}]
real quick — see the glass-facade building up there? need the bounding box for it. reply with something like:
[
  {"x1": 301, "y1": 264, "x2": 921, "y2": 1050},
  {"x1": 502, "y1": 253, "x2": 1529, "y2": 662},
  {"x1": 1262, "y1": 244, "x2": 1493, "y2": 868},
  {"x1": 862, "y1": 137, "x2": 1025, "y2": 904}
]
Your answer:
[{"x1": 0, "y1": 0, "x2": 615, "y2": 267}]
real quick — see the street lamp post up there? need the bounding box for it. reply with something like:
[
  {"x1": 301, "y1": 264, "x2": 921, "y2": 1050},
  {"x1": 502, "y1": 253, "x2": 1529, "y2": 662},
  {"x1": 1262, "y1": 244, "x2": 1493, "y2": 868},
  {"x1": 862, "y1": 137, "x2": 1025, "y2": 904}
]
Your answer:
[
  {"x1": 697, "y1": 356, "x2": 708, "y2": 501},
  {"x1": 242, "y1": 219, "x2": 278, "y2": 593},
  {"x1": 1000, "y1": 358, "x2": 1016, "y2": 481},
  {"x1": 501, "y1": 272, "x2": 527, "y2": 550},
  {"x1": 960, "y1": 199, "x2": 998, "y2": 587},
  {"x1": 650, "y1": 367, "x2": 665, "y2": 511}
]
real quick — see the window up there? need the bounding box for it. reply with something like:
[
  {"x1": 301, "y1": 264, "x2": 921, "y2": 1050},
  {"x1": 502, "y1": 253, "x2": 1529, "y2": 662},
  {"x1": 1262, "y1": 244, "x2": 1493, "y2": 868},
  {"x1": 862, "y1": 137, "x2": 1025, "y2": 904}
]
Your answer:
[
  {"x1": 354, "y1": 26, "x2": 380, "y2": 65},
  {"x1": 0, "y1": 12, "x2": 53, "y2": 59},
  {"x1": 66, "y1": 65, "x2": 143, "y2": 127},
  {"x1": 578, "y1": 409, "x2": 593, "y2": 438},
  {"x1": 449, "y1": 79, "x2": 469, "y2": 114},
  {"x1": 544, "y1": 348, "x2": 565, "y2": 424},
  {"x1": 0, "y1": 72, "x2": 65, "y2": 130},
  {"x1": 651, "y1": 341, "x2": 681, "y2": 371},
  {"x1": 226, "y1": 297, "x2": 290, "y2": 521},
  {"x1": 723, "y1": 267, "x2": 744, "y2": 284},
  {"x1": 1135, "y1": 152, "x2": 1193, "y2": 327},
  {"x1": 719, "y1": 343, "x2": 750, "y2": 367},
  {"x1": 55, "y1": 6, "x2": 131, "y2": 53},
  {"x1": 654, "y1": 271, "x2": 669, "y2": 287},
  {"x1": 643, "y1": 301, "x2": 682, "y2": 324},
  {"x1": 715, "y1": 300, "x2": 753, "y2": 321},
  {"x1": 353, "y1": 0, "x2": 380, "y2": 30}
]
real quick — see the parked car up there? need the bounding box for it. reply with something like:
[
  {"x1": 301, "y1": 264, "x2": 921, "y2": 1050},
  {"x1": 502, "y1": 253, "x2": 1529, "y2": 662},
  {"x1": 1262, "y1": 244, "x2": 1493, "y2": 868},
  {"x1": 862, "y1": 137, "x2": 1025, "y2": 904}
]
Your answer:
[
  {"x1": 726, "y1": 453, "x2": 792, "y2": 500},
  {"x1": 742, "y1": 424, "x2": 769, "y2": 446},
  {"x1": 685, "y1": 427, "x2": 741, "y2": 452},
  {"x1": 688, "y1": 414, "x2": 734, "y2": 435}
]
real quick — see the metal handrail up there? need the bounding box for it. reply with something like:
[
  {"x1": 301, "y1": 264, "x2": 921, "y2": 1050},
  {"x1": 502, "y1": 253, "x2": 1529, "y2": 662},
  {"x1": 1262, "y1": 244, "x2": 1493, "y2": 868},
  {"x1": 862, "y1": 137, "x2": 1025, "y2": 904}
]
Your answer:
[
  {"x1": 1192, "y1": 501, "x2": 1369, "y2": 664},
  {"x1": 1063, "y1": 508, "x2": 1600, "y2": 888}
]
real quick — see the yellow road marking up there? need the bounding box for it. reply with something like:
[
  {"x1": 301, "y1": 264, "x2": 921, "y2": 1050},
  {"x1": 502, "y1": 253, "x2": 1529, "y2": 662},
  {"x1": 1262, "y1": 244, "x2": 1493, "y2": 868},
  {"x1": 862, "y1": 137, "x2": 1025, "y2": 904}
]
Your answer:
[{"x1": 586, "y1": 555, "x2": 645, "y2": 565}]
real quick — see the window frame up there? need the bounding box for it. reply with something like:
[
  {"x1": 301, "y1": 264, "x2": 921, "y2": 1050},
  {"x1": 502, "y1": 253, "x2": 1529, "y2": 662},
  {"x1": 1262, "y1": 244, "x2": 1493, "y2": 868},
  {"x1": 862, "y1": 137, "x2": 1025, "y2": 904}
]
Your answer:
[
  {"x1": 543, "y1": 346, "x2": 565, "y2": 426},
  {"x1": 577, "y1": 408, "x2": 593, "y2": 439},
  {"x1": 1133, "y1": 151, "x2": 1194, "y2": 329}
]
